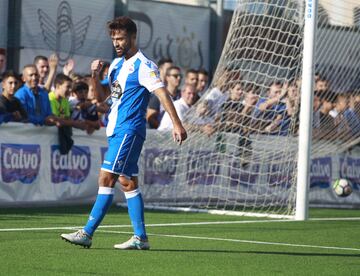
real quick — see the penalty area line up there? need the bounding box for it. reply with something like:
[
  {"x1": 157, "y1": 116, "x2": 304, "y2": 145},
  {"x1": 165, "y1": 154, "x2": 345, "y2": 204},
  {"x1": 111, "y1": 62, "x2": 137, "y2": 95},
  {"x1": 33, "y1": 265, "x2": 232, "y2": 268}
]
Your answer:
[{"x1": 98, "y1": 229, "x2": 360, "y2": 253}]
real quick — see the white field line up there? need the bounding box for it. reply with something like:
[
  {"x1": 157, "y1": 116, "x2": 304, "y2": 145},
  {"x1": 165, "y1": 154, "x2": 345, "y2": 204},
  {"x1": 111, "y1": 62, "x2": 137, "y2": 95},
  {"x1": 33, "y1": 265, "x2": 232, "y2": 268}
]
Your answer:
[
  {"x1": 0, "y1": 219, "x2": 286, "y2": 232},
  {"x1": 0, "y1": 217, "x2": 359, "y2": 232},
  {"x1": 98, "y1": 229, "x2": 360, "y2": 252}
]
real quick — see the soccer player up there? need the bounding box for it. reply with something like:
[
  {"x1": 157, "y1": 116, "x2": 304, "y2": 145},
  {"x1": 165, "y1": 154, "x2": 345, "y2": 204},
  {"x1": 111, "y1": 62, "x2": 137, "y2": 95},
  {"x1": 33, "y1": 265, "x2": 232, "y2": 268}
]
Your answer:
[{"x1": 61, "y1": 16, "x2": 187, "y2": 250}]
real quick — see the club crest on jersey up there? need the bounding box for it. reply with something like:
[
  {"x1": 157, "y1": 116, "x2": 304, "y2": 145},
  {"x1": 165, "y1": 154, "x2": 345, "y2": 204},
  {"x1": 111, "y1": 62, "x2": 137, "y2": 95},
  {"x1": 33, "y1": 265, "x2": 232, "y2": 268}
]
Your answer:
[
  {"x1": 128, "y1": 64, "x2": 135, "y2": 73},
  {"x1": 111, "y1": 80, "x2": 123, "y2": 99}
]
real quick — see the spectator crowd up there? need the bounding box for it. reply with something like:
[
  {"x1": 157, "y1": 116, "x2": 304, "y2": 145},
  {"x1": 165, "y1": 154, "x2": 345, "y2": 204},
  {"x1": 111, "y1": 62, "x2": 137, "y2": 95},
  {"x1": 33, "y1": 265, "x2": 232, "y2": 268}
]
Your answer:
[{"x1": 1, "y1": 47, "x2": 359, "y2": 156}]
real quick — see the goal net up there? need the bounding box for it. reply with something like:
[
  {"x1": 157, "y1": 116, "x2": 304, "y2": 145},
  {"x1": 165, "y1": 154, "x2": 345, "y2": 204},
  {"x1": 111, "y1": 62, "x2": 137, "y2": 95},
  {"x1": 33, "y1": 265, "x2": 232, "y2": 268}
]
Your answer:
[{"x1": 139, "y1": 0, "x2": 360, "y2": 218}]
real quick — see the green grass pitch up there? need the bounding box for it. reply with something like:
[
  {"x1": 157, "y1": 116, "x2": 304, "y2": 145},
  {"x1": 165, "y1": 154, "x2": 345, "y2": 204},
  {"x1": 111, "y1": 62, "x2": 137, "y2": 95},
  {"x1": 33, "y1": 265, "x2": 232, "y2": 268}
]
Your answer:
[{"x1": 0, "y1": 206, "x2": 359, "y2": 275}]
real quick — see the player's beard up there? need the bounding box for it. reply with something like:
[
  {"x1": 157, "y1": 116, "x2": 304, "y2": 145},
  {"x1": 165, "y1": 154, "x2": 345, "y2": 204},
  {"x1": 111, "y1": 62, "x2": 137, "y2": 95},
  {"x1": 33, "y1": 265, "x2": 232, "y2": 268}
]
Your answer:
[{"x1": 116, "y1": 43, "x2": 131, "y2": 58}]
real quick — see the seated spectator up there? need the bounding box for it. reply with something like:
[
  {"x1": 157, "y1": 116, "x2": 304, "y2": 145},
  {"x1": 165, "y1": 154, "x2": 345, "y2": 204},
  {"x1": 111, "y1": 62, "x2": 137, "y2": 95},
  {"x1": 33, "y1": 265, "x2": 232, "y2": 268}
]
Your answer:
[
  {"x1": 15, "y1": 64, "x2": 58, "y2": 126},
  {"x1": 146, "y1": 66, "x2": 182, "y2": 129},
  {"x1": 0, "y1": 71, "x2": 28, "y2": 123},
  {"x1": 34, "y1": 54, "x2": 58, "y2": 92},
  {"x1": 252, "y1": 81, "x2": 286, "y2": 133},
  {"x1": 158, "y1": 84, "x2": 197, "y2": 131},
  {"x1": 69, "y1": 81, "x2": 101, "y2": 134},
  {"x1": 196, "y1": 68, "x2": 209, "y2": 97}
]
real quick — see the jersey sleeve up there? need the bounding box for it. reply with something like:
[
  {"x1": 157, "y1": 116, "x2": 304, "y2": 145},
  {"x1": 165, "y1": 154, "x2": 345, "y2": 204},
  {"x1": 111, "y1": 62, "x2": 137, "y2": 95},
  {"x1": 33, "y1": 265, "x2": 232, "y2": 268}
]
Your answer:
[{"x1": 138, "y1": 61, "x2": 164, "y2": 92}]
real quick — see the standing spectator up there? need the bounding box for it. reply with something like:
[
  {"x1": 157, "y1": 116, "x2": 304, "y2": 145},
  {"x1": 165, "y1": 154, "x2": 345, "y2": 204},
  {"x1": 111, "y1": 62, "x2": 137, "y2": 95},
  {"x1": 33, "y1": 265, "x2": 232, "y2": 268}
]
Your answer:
[
  {"x1": 331, "y1": 93, "x2": 360, "y2": 139},
  {"x1": 146, "y1": 66, "x2": 181, "y2": 129},
  {"x1": 34, "y1": 54, "x2": 58, "y2": 92},
  {"x1": 196, "y1": 68, "x2": 209, "y2": 97},
  {"x1": 49, "y1": 74, "x2": 88, "y2": 130},
  {"x1": 275, "y1": 82, "x2": 300, "y2": 135},
  {"x1": 0, "y1": 48, "x2": 6, "y2": 94},
  {"x1": 158, "y1": 84, "x2": 197, "y2": 130},
  {"x1": 157, "y1": 57, "x2": 173, "y2": 83},
  {"x1": 49, "y1": 74, "x2": 91, "y2": 153},
  {"x1": 315, "y1": 77, "x2": 329, "y2": 94},
  {"x1": 313, "y1": 91, "x2": 336, "y2": 140},
  {"x1": 15, "y1": 64, "x2": 57, "y2": 126},
  {"x1": 0, "y1": 48, "x2": 6, "y2": 74},
  {"x1": 184, "y1": 69, "x2": 198, "y2": 87},
  {"x1": 69, "y1": 81, "x2": 101, "y2": 134},
  {"x1": 0, "y1": 71, "x2": 27, "y2": 123},
  {"x1": 252, "y1": 81, "x2": 286, "y2": 133},
  {"x1": 312, "y1": 90, "x2": 322, "y2": 128},
  {"x1": 215, "y1": 83, "x2": 259, "y2": 158}
]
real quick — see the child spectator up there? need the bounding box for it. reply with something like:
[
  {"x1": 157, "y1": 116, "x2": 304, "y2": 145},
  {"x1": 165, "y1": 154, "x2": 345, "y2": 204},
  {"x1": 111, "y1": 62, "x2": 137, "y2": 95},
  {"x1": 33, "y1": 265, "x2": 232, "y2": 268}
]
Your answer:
[
  {"x1": 69, "y1": 81, "x2": 101, "y2": 134},
  {"x1": 0, "y1": 71, "x2": 28, "y2": 123}
]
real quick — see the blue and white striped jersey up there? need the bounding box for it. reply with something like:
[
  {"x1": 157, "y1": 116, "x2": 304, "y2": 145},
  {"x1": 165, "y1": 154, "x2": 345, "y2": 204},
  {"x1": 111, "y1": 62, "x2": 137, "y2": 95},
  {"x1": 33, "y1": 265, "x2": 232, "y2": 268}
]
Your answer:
[{"x1": 106, "y1": 50, "x2": 164, "y2": 138}]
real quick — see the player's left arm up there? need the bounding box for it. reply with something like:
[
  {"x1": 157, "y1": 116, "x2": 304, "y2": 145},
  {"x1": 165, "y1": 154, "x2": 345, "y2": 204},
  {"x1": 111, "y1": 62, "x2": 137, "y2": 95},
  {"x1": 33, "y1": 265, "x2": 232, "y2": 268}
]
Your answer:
[{"x1": 154, "y1": 87, "x2": 187, "y2": 144}]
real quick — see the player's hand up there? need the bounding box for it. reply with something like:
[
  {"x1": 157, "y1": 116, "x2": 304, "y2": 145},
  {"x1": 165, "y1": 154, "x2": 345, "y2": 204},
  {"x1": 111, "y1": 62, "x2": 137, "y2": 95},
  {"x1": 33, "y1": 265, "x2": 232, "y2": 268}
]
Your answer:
[
  {"x1": 91, "y1": 59, "x2": 103, "y2": 78},
  {"x1": 172, "y1": 124, "x2": 187, "y2": 145}
]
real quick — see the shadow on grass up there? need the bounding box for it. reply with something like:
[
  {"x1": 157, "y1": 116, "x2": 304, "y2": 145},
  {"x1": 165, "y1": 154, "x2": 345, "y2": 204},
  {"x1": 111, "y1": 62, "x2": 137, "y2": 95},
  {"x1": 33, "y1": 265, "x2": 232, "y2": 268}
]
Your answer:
[
  {"x1": 86, "y1": 247, "x2": 360, "y2": 258},
  {"x1": 149, "y1": 249, "x2": 360, "y2": 257}
]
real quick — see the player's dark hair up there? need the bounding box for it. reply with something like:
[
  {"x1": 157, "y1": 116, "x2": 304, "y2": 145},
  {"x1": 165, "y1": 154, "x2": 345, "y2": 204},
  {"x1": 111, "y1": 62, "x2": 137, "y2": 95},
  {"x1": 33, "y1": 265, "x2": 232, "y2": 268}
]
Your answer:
[
  {"x1": 72, "y1": 81, "x2": 89, "y2": 93},
  {"x1": 107, "y1": 16, "x2": 137, "y2": 36},
  {"x1": 54, "y1": 73, "x2": 72, "y2": 87},
  {"x1": 33, "y1": 55, "x2": 48, "y2": 65},
  {"x1": 1, "y1": 70, "x2": 18, "y2": 82}
]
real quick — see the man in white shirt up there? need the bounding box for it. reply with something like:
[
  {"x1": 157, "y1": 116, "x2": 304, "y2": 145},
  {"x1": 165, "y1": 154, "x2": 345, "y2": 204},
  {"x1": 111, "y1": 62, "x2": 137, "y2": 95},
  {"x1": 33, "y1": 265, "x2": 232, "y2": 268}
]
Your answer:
[{"x1": 158, "y1": 84, "x2": 197, "y2": 130}]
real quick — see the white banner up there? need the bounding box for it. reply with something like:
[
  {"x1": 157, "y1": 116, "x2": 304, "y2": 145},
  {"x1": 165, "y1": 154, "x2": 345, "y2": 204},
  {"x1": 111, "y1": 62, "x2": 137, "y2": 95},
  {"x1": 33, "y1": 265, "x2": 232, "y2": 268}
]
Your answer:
[
  {"x1": 19, "y1": 0, "x2": 114, "y2": 73},
  {"x1": 0, "y1": 124, "x2": 359, "y2": 207}
]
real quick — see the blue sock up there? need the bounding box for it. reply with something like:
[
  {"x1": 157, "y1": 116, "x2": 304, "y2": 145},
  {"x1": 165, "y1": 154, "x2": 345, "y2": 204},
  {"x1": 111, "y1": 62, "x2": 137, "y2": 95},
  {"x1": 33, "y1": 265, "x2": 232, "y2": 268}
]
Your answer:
[
  {"x1": 83, "y1": 187, "x2": 114, "y2": 237},
  {"x1": 125, "y1": 188, "x2": 147, "y2": 240}
]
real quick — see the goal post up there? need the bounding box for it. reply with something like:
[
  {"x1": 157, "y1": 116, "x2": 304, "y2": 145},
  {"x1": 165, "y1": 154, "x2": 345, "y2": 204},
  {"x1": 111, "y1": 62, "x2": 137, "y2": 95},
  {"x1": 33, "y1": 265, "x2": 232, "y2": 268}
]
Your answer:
[{"x1": 295, "y1": 0, "x2": 318, "y2": 220}]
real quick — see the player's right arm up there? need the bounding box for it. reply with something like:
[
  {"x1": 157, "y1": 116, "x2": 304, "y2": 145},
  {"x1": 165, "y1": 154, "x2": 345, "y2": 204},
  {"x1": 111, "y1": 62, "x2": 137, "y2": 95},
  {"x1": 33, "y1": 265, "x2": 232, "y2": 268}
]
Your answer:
[
  {"x1": 154, "y1": 87, "x2": 187, "y2": 144},
  {"x1": 91, "y1": 59, "x2": 109, "y2": 103}
]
